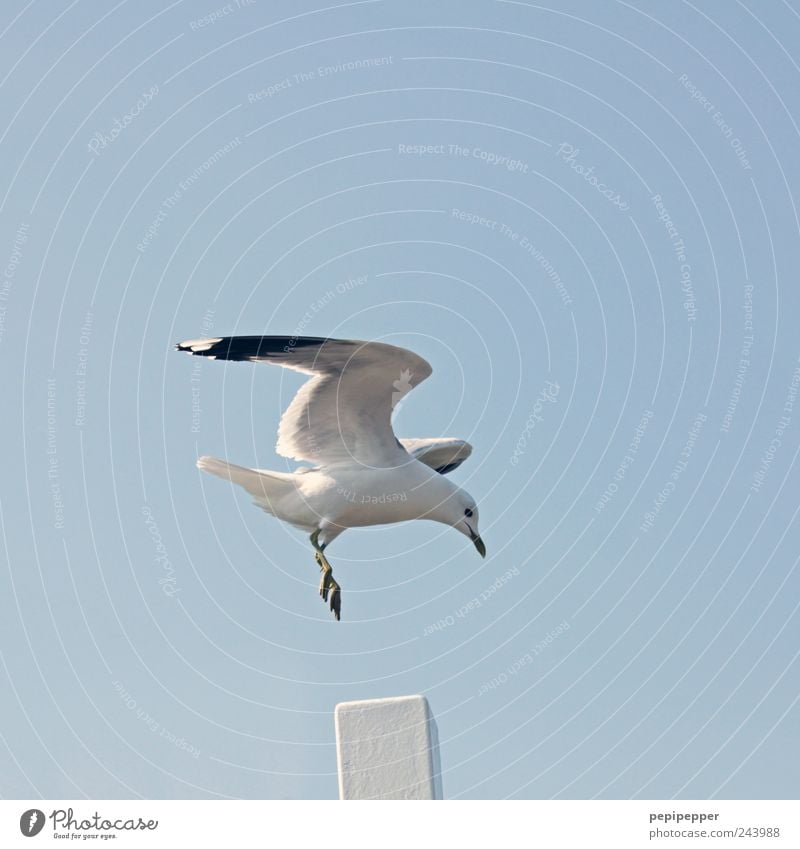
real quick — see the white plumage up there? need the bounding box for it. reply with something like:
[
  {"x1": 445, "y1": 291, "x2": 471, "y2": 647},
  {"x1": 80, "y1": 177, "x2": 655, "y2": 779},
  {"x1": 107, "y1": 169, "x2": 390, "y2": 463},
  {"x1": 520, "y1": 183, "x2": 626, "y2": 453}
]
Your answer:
[{"x1": 176, "y1": 335, "x2": 485, "y2": 620}]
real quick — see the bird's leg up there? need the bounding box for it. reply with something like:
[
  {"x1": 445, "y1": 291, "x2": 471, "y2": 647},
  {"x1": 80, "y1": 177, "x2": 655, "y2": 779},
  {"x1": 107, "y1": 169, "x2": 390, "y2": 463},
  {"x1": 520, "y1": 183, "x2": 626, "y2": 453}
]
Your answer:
[{"x1": 310, "y1": 529, "x2": 341, "y2": 621}]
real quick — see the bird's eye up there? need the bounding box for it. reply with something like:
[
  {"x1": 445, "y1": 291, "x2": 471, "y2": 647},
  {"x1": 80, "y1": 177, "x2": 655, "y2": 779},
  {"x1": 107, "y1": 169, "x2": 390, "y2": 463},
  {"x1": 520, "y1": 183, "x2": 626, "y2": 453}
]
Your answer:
[{"x1": 464, "y1": 508, "x2": 474, "y2": 518}]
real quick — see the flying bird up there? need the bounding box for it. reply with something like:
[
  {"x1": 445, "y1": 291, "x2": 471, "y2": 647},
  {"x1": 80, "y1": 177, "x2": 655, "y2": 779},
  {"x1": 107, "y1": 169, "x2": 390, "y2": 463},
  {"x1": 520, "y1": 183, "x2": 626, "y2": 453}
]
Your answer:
[{"x1": 176, "y1": 335, "x2": 485, "y2": 620}]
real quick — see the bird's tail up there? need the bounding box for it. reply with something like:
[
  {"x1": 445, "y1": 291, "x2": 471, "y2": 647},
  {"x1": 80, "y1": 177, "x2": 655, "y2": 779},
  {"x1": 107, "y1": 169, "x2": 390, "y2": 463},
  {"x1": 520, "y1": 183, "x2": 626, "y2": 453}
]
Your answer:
[{"x1": 196, "y1": 455, "x2": 296, "y2": 515}]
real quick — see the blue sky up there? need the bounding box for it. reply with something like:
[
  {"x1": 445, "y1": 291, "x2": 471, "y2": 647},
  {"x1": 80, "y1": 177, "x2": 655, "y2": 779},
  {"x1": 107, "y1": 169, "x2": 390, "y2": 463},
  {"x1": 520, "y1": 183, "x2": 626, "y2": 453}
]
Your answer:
[{"x1": 1, "y1": 0, "x2": 799, "y2": 799}]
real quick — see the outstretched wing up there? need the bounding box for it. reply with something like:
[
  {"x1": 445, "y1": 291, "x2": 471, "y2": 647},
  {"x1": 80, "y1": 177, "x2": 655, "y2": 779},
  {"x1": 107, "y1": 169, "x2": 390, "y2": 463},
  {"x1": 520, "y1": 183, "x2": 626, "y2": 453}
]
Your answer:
[
  {"x1": 176, "y1": 335, "x2": 432, "y2": 466},
  {"x1": 399, "y1": 437, "x2": 473, "y2": 475}
]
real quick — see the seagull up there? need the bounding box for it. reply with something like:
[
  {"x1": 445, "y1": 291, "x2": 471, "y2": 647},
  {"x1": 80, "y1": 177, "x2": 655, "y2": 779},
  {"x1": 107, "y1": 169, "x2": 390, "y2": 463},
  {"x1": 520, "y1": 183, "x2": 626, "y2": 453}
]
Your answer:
[{"x1": 175, "y1": 335, "x2": 485, "y2": 620}]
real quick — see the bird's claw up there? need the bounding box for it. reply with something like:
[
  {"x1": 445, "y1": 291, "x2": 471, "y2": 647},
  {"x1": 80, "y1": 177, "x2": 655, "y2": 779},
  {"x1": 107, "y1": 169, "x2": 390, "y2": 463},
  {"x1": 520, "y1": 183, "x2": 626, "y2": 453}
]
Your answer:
[
  {"x1": 328, "y1": 581, "x2": 341, "y2": 621},
  {"x1": 316, "y1": 550, "x2": 341, "y2": 620},
  {"x1": 319, "y1": 565, "x2": 331, "y2": 599},
  {"x1": 318, "y1": 571, "x2": 341, "y2": 620}
]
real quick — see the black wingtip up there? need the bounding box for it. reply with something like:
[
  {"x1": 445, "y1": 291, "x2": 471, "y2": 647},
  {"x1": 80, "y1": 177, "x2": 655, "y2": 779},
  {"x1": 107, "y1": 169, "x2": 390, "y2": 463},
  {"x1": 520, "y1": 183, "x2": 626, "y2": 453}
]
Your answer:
[{"x1": 173, "y1": 335, "x2": 335, "y2": 362}]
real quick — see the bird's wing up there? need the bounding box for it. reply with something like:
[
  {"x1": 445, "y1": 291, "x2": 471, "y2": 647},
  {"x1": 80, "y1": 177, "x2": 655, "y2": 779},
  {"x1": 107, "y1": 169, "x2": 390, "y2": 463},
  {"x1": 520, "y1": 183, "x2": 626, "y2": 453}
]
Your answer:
[
  {"x1": 398, "y1": 437, "x2": 473, "y2": 474},
  {"x1": 176, "y1": 335, "x2": 433, "y2": 466}
]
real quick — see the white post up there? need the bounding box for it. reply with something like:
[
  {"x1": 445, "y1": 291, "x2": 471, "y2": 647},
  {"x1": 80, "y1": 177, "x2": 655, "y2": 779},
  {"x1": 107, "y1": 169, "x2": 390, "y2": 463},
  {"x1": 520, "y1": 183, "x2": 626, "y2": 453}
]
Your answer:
[{"x1": 334, "y1": 694, "x2": 443, "y2": 800}]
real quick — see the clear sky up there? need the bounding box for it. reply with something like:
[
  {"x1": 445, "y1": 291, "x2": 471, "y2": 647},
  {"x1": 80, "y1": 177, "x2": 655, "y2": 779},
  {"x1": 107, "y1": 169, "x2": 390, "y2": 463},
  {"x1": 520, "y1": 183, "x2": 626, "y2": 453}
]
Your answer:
[{"x1": 1, "y1": 0, "x2": 799, "y2": 800}]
